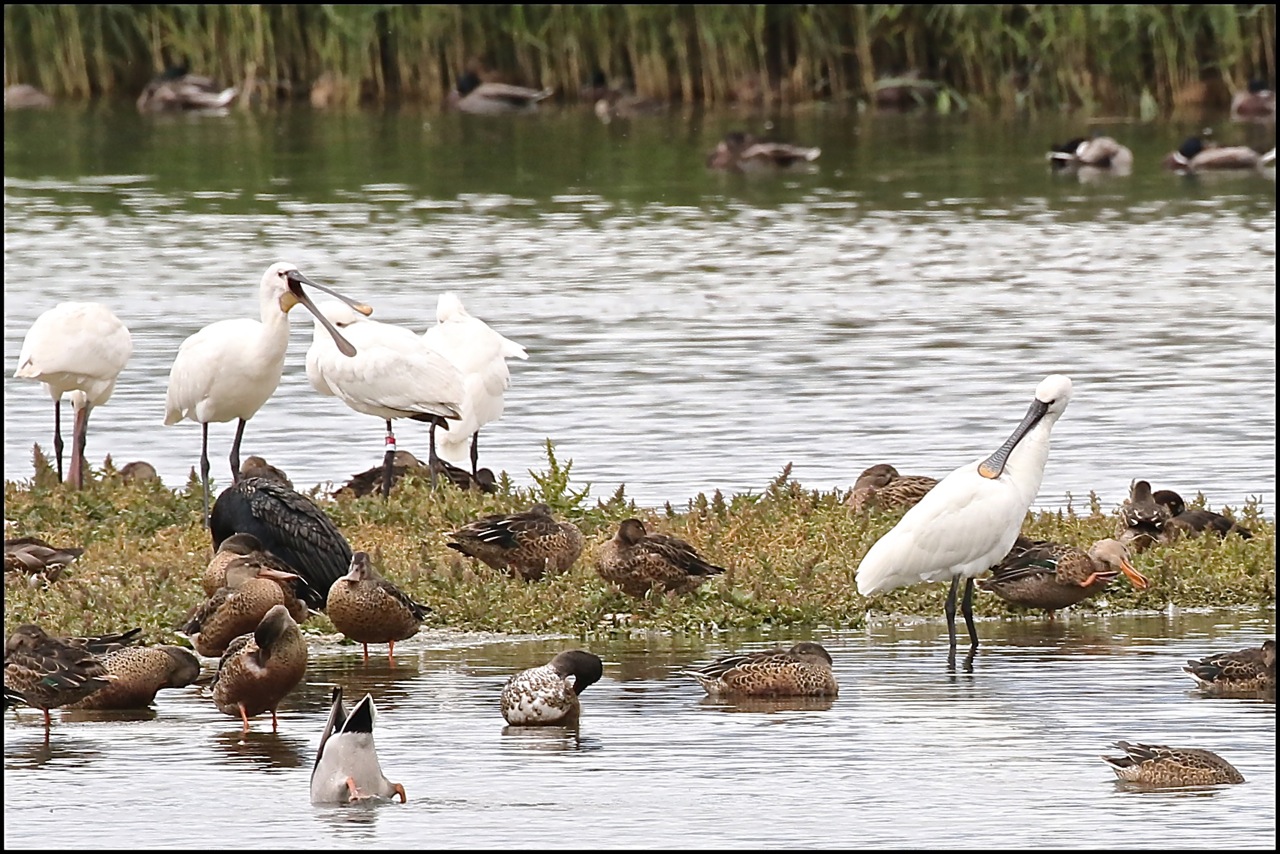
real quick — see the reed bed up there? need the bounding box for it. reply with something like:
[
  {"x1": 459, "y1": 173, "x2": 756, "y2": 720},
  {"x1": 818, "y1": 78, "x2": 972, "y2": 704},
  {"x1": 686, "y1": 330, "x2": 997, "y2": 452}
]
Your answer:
[
  {"x1": 4, "y1": 445, "x2": 1273, "y2": 641},
  {"x1": 4, "y1": 4, "x2": 1275, "y2": 112}
]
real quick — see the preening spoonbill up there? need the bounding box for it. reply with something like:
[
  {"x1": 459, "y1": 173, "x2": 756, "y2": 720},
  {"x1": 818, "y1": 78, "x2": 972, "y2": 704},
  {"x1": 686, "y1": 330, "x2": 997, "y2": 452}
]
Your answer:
[
  {"x1": 310, "y1": 686, "x2": 407, "y2": 804},
  {"x1": 855, "y1": 374, "x2": 1074, "y2": 671},
  {"x1": 209, "y1": 475, "x2": 353, "y2": 610},
  {"x1": 421, "y1": 292, "x2": 528, "y2": 477},
  {"x1": 14, "y1": 302, "x2": 132, "y2": 488},
  {"x1": 306, "y1": 301, "x2": 463, "y2": 498},
  {"x1": 163, "y1": 262, "x2": 370, "y2": 522}
]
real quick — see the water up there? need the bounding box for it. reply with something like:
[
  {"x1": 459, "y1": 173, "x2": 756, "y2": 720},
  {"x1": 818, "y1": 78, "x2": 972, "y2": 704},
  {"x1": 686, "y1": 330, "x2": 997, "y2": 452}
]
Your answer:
[
  {"x1": 3, "y1": 106, "x2": 1276, "y2": 514},
  {"x1": 3, "y1": 612, "x2": 1275, "y2": 848}
]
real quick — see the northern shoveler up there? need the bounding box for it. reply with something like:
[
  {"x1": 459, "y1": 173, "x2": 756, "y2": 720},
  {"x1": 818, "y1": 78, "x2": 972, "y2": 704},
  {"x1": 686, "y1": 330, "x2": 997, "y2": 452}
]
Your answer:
[
  {"x1": 1102, "y1": 741, "x2": 1244, "y2": 787},
  {"x1": 594, "y1": 518, "x2": 726, "y2": 598},
  {"x1": 681, "y1": 642, "x2": 838, "y2": 698},
  {"x1": 847, "y1": 463, "x2": 939, "y2": 514},
  {"x1": 310, "y1": 686, "x2": 406, "y2": 804},
  {"x1": 979, "y1": 536, "x2": 1148, "y2": 617},
  {"x1": 1184, "y1": 639, "x2": 1276, "y2": 697},
  {"x1": 500, "y1": 650, "x2": 604, "y2": 727},
  {"x1": 64, "y1": 645, "x2": 202, "y2": 710},
  {"x1": 1163, "y1": 135, "x2": 1275, "y2": 172},
  {"x1": 185, "y1": 558, "x2": 310, "y2": 658},
  {"x1": 210, "y1": 604, "x2": 308, "y2": 733},
  {"x1": 325, "y1": 551, "x2": 430, "y2": 664},
  {"x1": 447, "y1": 503, "x2": 584, "y2": 581},
  {"x1": 4, "y1": 536, "x2": 83, "y2": 583},
  {"x1": 1115, "y1": 479, "x2": 1173, "y2": 552},
  {"x1": 4, "y1": 625, "x2": 140, "y2": 727}
]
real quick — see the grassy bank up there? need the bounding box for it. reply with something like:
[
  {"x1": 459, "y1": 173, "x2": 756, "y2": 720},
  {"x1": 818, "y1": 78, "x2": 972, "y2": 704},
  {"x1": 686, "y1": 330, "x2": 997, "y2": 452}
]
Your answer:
[
  {"x1": 3, "y1": 4, "x2": 1276, "y2": 113},
  {"x1": 3, "y1": 444, "x2": 1274, "y2": 643}
]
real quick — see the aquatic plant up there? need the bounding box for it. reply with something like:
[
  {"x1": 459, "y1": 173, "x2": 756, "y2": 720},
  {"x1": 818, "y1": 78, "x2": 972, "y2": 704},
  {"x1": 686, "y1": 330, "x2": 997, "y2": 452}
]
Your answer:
[{"x1": 3, "y1": 443, "x2": 1273, "y2": 641}]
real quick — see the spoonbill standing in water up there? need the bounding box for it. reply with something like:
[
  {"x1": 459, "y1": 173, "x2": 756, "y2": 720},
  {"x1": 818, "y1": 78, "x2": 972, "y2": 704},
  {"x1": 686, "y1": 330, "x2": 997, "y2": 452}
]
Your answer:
[
  {"x1": 856, "y1": 374, "x2": 1074, "y2": 671},
  {"x1": 421, "y1": 292, "x2": 528, "y2": 478},
  {"x1": 14, "y1": 302, "x2": 133, "y2": 488},
  {"x1": 305, "y1": 301, "x2": 463, "y2": 498},
  {"x1": 164, "y1": 262, "x2": 370, "y2": 522}
]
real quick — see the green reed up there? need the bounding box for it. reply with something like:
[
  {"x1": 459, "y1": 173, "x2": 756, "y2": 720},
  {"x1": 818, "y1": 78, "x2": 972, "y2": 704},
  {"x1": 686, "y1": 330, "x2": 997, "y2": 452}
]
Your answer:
[{"x1": 4, "y1": 5, "x2": 1275, "y2": 113}]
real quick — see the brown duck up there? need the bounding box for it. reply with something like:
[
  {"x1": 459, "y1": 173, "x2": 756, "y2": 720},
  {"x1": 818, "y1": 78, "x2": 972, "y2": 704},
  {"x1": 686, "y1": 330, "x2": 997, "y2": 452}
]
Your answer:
[
  {"x1": 681, "y1": 642, "x2": 838, "y2": 698},
  {"x1": 1152, "y1": 489, "x2": 1254, "y2": 542},
  {"x1": 202, "y1": 531, "x2": 290, "y2": 596},
  {"x1": 210, "y1": 604, "x2": 308, "y2": 733},
  {"x1": 1102, "y1": 741, "x2": 1244, "y2": 787},
  {"x1": 4, "y1": 625, "x2": 141, "y2": 727},
  {"x1": 847, "y1": 464, "x2": 939, "y2": 514},
  {"x1": 1115, "y1": 480, "x2": 1172, "y2": 552},
  {"x1": 64, "y1": 645, "x2": 202, "y2": 710},
  {"x1": 184, "y1": 558, "x2": 310, "y2": 658},
  {"x1": 1183, "y1": 639, "x2": 1276, "y2": 697},
  {"x1": 446, "y1": 503, "x2": 584, "y2": 581},
  {"x1": 325, "y1": 551, "x2": 431, "y2": 664},
  {"x1": 594, "y1": 518, "x2": 726, "y2": 598},
  {"x1": 333, "y1": 450, "x2": 496, "y2": 498},
  {"x1": 979, "y1": 536, "x2": 1149, "y2": 617},
  {"x1": 4, "y1": 536, "x2": 84, "y2": 583},
  {"x1": 706, "y1": 131, "x2": 820, "y2": 171}
]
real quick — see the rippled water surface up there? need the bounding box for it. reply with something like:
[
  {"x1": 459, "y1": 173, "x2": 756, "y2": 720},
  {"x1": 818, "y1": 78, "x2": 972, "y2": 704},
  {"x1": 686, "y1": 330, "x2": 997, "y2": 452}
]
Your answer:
[
  {"x1": 3, "y1": 106, "x2": 1276, "y2": 512},
  {"x1": 3, "y1": 612, "x2": 1275, "y2": 848}
]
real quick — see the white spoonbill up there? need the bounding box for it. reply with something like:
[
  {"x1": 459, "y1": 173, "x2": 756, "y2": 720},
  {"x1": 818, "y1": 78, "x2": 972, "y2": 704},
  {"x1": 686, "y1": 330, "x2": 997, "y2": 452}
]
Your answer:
[
  {"x1": 164, "y1": 262, "x2": 370, "y2": 522},
  {"x1": 855, "y1": 374, "x2": 1074, "y2": 671},
  {"x1": 14, "y1": 302, "x2": 133, "y2": 488},
  {"x1": 306, "y1": 301, "x2": 463, "y2": 498},
  {"x1": 421, "y1": 292, "x2": 528, "y2": 477}
]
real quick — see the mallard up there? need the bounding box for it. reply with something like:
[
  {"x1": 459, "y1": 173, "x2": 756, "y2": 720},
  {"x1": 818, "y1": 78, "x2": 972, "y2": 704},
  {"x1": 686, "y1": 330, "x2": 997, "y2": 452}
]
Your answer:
[
  {"x1": 846, "y1": 464, "x2": 939, "y2": 514},
  {"x1": 681, "y1": 642, "x2": 838, "y2": 698},
  {"x1": 64, "y1": 645, "x2": 202, "y2": 710},
  {"x1": 706, "y1": 131, "x2": 821, "y2": 172},
  {"x1": 500, "y1": 650, "x2": 604, "y2": 727},
  {"x1": 1163, "y1": 135, "x2": 1275, "y2": 172},
  {"x1": 4, "y1": 625, "x2": 141, "y2": 727},
  {"x1": 1152, "y1": 489, "x2": 1254, "y2": 542},
  {"x1": 1102, "y1": 741, "x2": 1244, "y2": 787},
  {"x1": 446, "y1": 503, "x2": 584, "y2": 581},
  {"x1": 1183, "y1": 640, "x2": 1276, "y2": 697},
  {"x1": 979, "y1": 536, "x2": 1149, "y2": 617},
  {"x1": 325, "y1": 552, "x2": 430, "y2": 664},
  {"x1": 586, "y1": 71, "x2": 667, "y2": 123},
  {"x1": 1231, "y1": 79, "x2": 1276, "y2": 120},
  {"x1": 1047, "y1": 133, "x2": 1134, "y2": 173},
  {"x1": 311, "y1": 686, "x2": 406, "y2": 804},
  {"x1": 594, "y1": 518, "x2": 726, "y2": 598},
  {"x1": 137, "y1": 66, "x2": 238, "y2": 114},
  {"x1": 184, "y1": 557, "x2": 310, "y2": 658},
  {"x1": 210, "y1": 604, "x2": 308, "y2": 733},
  {"x1": 1115, "y1": 480, "x2": 1173, "y2": 552},
  {"x1": 4, "y1": 84, "x2": 53, "y2": 110},
  {"x1": 448, "y1": 71, "x2": 552, "y2": 115},
  {"x1": 4, "y1": 536, "x2": 83, "y2": 583}
]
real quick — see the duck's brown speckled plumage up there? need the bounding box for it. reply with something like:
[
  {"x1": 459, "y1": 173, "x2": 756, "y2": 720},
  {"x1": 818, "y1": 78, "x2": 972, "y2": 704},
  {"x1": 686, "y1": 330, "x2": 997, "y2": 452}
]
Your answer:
[
  {"x1": 202, "y1": 532, "x2": 291, "y2": 596},
  {"x1": 1184, "y1": 640, "x2": 1276, "y2": 697},
  {"x1": 64, "y1": 645, "x2": 202, "y2": 710},
  {"x1": 979, "y1": 536, "x2": 1148, "y2": 615},
  {"x1": 1102, "y1": 741, "x2": 1244, "y2": 787},
  {"x1": 682, "y1": 642, "x2": 838, "y2": 697},
  {"x1": 185, "y1": 559, "x2": 309, "y2": 658},
  {"x1": 4, "y1": 536, "x2": 84, "y2": 583},
  {"x1": 594, "y1": 518, "x2": 725, "y2": 598},
  {"x1": 210, "y1": 604, "x2": 308, "y2": 733},
  {"x1": 447, "y1": 503, "x2": 584, "y2": 581},
  {"x1": 326, "y1": 552, "x2": 430, "y2": 663},
  {"x1": 4, "y1": 625, "x2": 141, "y2": 726},
  {"x1": 846, "y1": 464, "x2": 939, "y2": 514},
  {"x1": 500, "y1": 650, "x2": 604, "y2": 726}
]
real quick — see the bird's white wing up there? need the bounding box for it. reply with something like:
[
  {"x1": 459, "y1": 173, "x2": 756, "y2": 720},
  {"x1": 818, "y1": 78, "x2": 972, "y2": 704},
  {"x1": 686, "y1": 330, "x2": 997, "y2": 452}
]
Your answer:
[{"x1": 324, "y1": 343, "x2": 463, "y2": 420}]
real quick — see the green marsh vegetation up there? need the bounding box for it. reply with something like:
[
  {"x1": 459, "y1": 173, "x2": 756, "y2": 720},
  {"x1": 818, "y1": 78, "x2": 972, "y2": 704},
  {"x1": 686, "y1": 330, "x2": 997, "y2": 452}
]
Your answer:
[
  {"x1": 3, "y1": 442, "x2": 1273, "y2": 643},
  {"x1": 3, "y1": 5, "x2": 1275, "y2": 113}
]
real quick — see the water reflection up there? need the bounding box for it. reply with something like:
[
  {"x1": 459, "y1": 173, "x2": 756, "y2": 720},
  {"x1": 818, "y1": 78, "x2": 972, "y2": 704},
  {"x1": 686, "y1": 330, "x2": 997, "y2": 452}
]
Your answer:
[
  {"x1": 210, "y1": 729, "x2": 310, "y2": 770},
  {"x1": 695, "y1": 695, "x2": 838, "y2": 714}
]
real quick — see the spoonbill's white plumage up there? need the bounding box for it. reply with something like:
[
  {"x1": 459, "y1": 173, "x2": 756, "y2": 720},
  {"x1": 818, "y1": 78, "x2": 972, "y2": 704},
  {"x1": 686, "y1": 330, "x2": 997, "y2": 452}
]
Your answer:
[
  {"x1": 306, "y1": 301, "x2": 463, "y2": 497},
  {"x1": 14, "y1": 302, "x2": 133, "y2": 488},
  {"x1": 421, "y1": 292, "x2": 528, "y2": 476},
  {"x1": 164, "y1": 262, "x2": 369, "y2": 522},
  {"x1": 856, "y1": 374, "x2": 1074, "y2": 670}
]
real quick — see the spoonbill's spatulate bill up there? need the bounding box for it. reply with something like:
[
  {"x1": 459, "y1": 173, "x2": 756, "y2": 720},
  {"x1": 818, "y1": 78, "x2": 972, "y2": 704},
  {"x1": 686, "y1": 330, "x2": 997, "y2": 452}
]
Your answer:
[
  {"x1": 305, "y1": 300, "x2": 463, "y2": 498},
  {"x1": 163, "y1": 262, "x2": 371, "y2": 524},
  {"x1": 14, "y1": 302, "x2": 133, "y2": 488},
  {"x1": 855, "y1": 374, "x2": 1074, "y2": 671}
]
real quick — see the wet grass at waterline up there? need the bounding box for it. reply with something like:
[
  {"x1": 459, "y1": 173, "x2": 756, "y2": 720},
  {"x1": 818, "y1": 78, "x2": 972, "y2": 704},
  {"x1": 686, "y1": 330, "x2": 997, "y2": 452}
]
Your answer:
[
  {"x1": 3, "y1": 4, "x2": 1275, "y2": 113},
  {"x1": 3, "y1": 444, "x2": 1274, "y2": 642}
]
